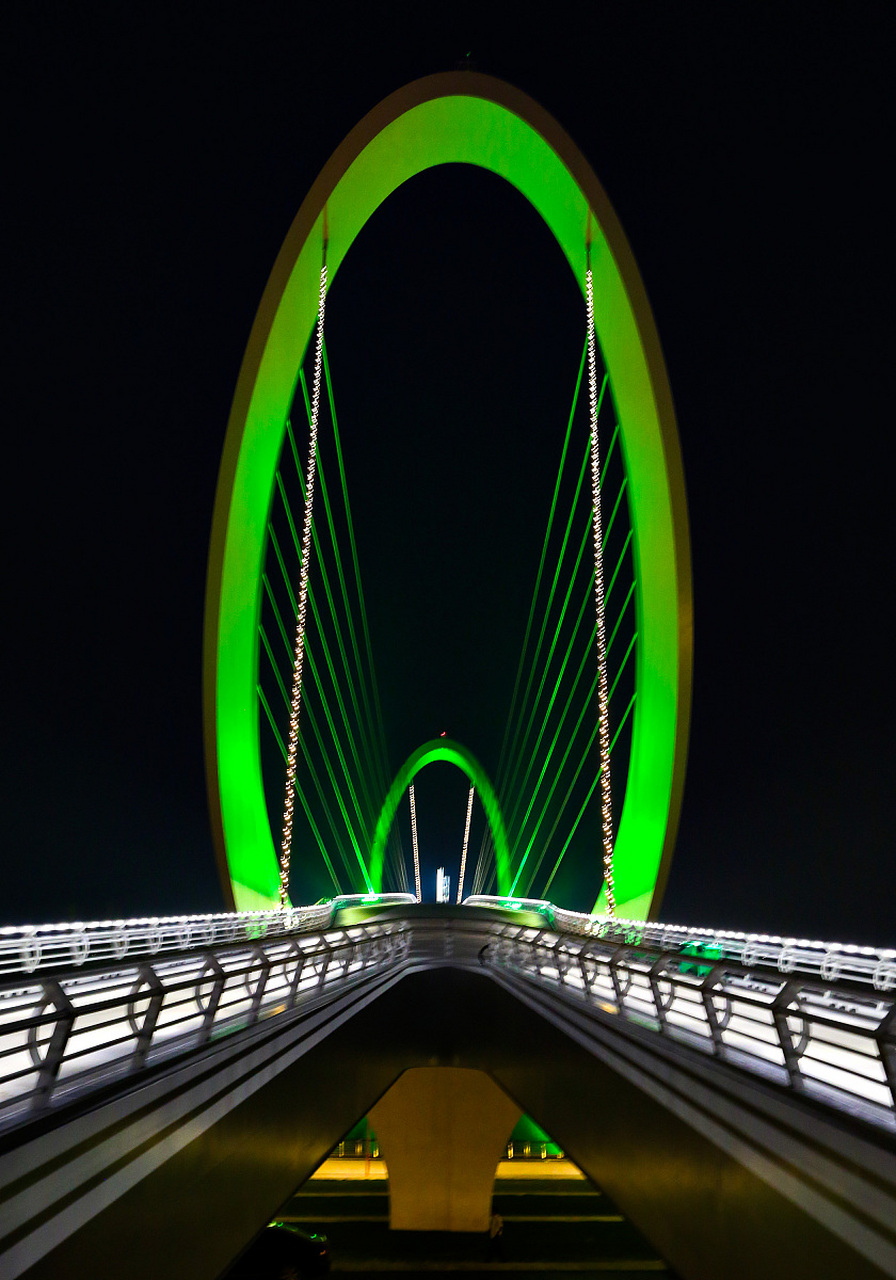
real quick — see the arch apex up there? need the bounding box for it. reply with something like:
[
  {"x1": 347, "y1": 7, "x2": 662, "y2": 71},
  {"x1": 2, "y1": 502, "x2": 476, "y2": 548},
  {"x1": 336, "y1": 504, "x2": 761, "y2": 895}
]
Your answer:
[{"x1": 370, "y1": 739, "x2": 509, "y2": 897}]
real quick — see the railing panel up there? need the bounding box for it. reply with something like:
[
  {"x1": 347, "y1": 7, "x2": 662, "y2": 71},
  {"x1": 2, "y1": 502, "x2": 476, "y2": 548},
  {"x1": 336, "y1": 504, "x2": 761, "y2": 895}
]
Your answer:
[
  {"x1": 480, "y1": 912, "x2": 896, "y2": 1129},
  {"x1": 0, "y1": 918, "x2": 410, "y2": 1132},
  {"x1": 0, "y1": 902, "x2": 892, "y2": 1139}
]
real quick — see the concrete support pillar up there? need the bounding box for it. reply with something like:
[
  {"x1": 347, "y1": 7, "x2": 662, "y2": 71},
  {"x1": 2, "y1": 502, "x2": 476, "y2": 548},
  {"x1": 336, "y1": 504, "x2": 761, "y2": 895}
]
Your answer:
[{"x1": 369, "y1": 1066, "x2": 521, "y2": 1232}]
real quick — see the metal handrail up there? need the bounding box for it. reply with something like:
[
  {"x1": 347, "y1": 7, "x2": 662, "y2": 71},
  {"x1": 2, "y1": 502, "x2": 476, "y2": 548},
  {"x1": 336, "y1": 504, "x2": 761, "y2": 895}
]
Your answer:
[
  {"x1": 1, "y1": 904, "x2": 893, "y2": 1142},
  {"x1": 0, "y1": 920, "x2": 410, "y2": 1132},
  {"x1": 464, "y1": 896, "x2": 896, "y2": 991},
  {"x1": 0, "y1": 893, "x2": 417, "y2": 978},
  {"x1": 481, "y1": 921, "x2": 896, "y2": 1128},
  {"x1": 0, "y1": 907, "x2": 332, "y2": 977}
]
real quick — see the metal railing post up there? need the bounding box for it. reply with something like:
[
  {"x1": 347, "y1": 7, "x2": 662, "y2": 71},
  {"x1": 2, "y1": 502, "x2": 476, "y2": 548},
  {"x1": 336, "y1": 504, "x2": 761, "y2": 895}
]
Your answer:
[
  {"x1": 648, "y1": 955, "x2": 673, "y2": 1032},
  {"x1": 30, "y1": 981, "x2": 75, "y2": 1109},
  {"x1": 317, "y1": 942, "x2": 333, "y2": 989},
  {"x1": 579, "y1": 946, "x2": 595, "y2": 997},
  {"x1": 772, "y1": 980, "x2": 807, "y2": 1091},
  {"x1": 609, "y1": 947, "x2": 631, "y2": 1014},
  {"x1": 248, "y1": 948, "x2": 272, "y2": 1025},
  {"x1": 876, "y1": 1002, "x2": 896, "y2": 1109},
  {"x1": 700, "y1": 965, "x2": 729, "y2": 1058},
  {"x1": 287, "y1": 943, "x2": 306, "y2": 1008},
  {"x1": 128, "y1": 964, "x2": 165, "y2": 1072},
  {"x1": 197, "y1": 955, "x2": 226, "y2": 1042},
  {"x1": 554, "y1": 937, "x2": 569, "y2": 985}
]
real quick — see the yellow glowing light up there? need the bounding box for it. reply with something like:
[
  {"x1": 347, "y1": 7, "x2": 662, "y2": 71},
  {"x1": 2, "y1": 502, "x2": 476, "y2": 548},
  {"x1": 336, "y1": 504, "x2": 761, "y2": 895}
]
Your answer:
[
  {"x1": 586, "y1": 265, "x2": 615, "y2": 916},
  {"x1": 456, "y1": 785, "x2": 476, "y2": 904},
  {"x1": 279, "y1": 264, "x2": 328, "y2": 906},
  {"x1": 409, "y1": 783, "x2": 422, "y2": 903}
]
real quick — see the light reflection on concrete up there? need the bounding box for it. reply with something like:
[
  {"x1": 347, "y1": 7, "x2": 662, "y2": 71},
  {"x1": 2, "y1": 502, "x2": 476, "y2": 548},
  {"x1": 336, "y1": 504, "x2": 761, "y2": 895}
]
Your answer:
[{"x1": 309, "y1": 1157, "x2": 586, "y2": 1181}]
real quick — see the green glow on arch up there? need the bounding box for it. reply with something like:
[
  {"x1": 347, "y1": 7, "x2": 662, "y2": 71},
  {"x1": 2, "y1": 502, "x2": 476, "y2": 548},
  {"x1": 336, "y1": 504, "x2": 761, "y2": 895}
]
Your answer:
[
  {"x1": 370, "y1": 739, "x2": 510, "y2": 897},
  {"x1": 204, "y1": 72, "x2": 693, "y2": 919}
]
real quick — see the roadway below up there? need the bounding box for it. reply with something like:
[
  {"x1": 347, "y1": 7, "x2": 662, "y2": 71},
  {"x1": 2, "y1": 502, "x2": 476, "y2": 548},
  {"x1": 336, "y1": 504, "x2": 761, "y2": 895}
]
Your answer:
[{"x1": 275, "y1": 1164, "x2": 672, "y2": 1276}]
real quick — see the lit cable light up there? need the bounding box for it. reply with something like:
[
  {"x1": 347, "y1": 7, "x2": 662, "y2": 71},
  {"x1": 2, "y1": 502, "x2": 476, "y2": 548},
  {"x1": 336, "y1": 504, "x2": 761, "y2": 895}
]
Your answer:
[
  {"x1": 585, "y1": 262, "x2": 615, "y2": 916},
  {"x1": 456, "y1": 785, "x2": 476, "y2": 903},
  {"x1": 279, "y1": 263, "x2": 328, "y2": 907},
  {"x1": 409, "y1": 783, "x2": 422, "y2": 903}
]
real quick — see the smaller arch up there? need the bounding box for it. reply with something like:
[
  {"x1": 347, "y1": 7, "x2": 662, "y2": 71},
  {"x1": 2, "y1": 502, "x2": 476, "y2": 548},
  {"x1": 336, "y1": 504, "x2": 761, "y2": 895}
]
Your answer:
[{"x1": 370, "y1": 739, "x2": 510, "y2": 896}]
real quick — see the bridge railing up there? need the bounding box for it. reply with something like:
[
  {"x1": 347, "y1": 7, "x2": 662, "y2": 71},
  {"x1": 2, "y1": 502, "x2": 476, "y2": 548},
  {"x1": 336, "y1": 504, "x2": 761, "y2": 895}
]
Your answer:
[
  {"x1": 0, "y1": 894, "x2": 416, "y2": 978},
  {"x1": 464, "y1": 896, "x2": 896, "y2": 991},
  {"x1": 2, "y1": 899, "x2": 893, "y2": 1140},
  {"x1": 0, "y1": 919, "x2": 410, "y2": 1133},
  {"x1": 0, "y1": 908, "x2": 333, "y2": 977},
  {"x1": 480, "y1": 919, "x2": 896, "y2": 1130}
]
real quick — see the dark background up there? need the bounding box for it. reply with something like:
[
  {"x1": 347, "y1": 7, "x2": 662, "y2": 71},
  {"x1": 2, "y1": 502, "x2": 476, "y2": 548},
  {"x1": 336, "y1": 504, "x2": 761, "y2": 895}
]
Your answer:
[{"x1": 4, "y1": 5, "x2": 893, "y2": 943}]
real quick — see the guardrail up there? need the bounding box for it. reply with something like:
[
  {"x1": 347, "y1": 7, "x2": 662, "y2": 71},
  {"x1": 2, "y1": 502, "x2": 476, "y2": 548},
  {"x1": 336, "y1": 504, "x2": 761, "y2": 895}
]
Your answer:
[
  {"x1": 482, "y1": 921, "x2": 896, "y2": 1129},
  {"x1": 464, "y1": 896, "x2": 896, "y2": 991},
  {"x1": 0, "y1": 919, "x2": 410, "y2": 1133},
  {"x1": 0, "y1": 894, "x2": 417, "y2": 978},
  {"x1": 1, "y1": 899, "x2": 893, "y2": 1141}
]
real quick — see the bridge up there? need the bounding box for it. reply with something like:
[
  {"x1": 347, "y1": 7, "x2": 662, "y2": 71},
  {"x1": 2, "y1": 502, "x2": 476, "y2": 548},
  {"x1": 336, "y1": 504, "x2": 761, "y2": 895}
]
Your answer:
[
  {"x1": 1, "y1": 898, "x2": 895, "y2": 1279},
  {"x1": 4, "y1": 71, "x2": 894, "y2": 1280}
]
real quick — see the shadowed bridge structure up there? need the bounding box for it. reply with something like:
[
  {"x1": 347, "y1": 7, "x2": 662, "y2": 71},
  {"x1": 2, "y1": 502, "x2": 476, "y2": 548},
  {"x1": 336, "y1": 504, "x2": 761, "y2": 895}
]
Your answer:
[{"x1": 3, "y1": 73, "x2": 895, "y2": 1280}]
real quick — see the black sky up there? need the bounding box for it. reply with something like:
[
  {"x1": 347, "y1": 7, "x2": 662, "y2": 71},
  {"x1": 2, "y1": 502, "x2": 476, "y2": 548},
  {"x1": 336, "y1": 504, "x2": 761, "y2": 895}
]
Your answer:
[{"x1": 4, "y1": 5, "x2": 894, "y2": 945}]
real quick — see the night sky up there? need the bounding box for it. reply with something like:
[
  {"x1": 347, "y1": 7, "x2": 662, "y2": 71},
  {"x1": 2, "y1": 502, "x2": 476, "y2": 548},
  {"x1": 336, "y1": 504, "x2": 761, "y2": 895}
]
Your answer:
[{"x1": 4, "y1": 7, "x2": 894, "y2": 945}]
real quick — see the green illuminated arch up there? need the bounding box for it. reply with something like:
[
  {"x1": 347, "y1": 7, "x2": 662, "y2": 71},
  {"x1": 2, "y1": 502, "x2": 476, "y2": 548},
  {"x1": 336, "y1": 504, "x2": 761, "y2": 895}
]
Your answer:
[
  {"x1": 371, "y1": 739, "x2": 510, "y2": 896},
  {"x1": 204, "y1": 72, "x2": 692, "y2": 918}
]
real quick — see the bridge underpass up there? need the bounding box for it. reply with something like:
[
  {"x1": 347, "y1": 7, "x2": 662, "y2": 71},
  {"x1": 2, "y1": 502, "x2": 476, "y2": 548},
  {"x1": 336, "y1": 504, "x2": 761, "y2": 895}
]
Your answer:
[{"x1": 2, "y1": 904, "x2": 895, "y2": 1280}]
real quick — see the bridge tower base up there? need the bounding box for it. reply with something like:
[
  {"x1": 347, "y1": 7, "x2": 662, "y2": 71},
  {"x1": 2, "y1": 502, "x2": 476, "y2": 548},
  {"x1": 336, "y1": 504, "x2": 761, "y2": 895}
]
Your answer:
[{"x1": 369, "y1": 1066, "x2": 521, "y2": 1232}]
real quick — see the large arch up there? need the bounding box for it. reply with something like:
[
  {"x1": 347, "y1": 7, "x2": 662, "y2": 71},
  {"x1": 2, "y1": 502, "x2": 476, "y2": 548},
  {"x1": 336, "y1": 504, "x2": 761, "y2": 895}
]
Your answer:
[
  {"x1": 204, "y1": 72, "x2": 692, "y2": 916},
  {"x1": 370, "y1": 738, "x2": 510, "y2": 896}
]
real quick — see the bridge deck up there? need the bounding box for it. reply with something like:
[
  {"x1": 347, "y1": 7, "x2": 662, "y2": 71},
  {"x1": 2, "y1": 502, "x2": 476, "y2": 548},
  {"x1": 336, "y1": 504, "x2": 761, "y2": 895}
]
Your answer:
[{"x1": 1, "y1": 904, "x2": 895, "y2": 1280}]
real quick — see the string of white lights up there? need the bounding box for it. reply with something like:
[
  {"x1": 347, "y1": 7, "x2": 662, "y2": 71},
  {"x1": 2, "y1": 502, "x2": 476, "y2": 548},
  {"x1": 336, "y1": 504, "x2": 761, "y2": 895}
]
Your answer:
[
  {"x1": 456, "y1": 785, "x2": 476, "y2": 903},
  {"x1": 585, "y1": 264, "x2": 615, "y2": 916},
  {"x1": 409, "y1": 783, "x2": 422, "y2": 903},
  {"x1": 279, "y1": 264, "x2": 328, "y2": 907}
]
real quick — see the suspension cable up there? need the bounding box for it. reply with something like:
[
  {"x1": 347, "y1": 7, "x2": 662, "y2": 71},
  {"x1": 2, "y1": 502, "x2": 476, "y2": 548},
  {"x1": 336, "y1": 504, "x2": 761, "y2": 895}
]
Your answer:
[
  {"x1": 297, "y1": 370, "x2": 409, "y2": 896},
  {"x1": 256, "y1": 681, "x2": 342, "y2": 894},
  {"x1": 586, "y1": 260, "x2": 615, "y2": 916},
  {"x1": 504, "y1": 506, "x2": 637, "y2": 859},
  {"x1": 501, "y1": 515, "x2": 591, "y2": 836},
  {"x1": 499, "y1": 440, "x2": 591, "y2": 806},
  {"x1": 470, "y1": 826, "x2": 491, "y2": 897},
  {"x1": 302, "y1": 351, "x2": 389, "y2": 799},
  {"x1": 388, "y1": 828, "x2": 410, "y2": 895},
  {"x1": 409, "y1": 784, "x2": 422, "y2": 903},
  {"x1": 322, "y1": 343, "x2": 410, "y2": 892},
  {"x1": 495, "y1": 341, "x2": 587, "y2": 782},
  {"x1": 497, "y1": 387, "x2": 613, "y2": 828},
  {"x1": 267, "y1": 325, "x2": 410, "y2": 901},
  {"x1": 279, "y1": 263, "x2": 327, "y2": 907},
  {"x1": 456, "y1": 786, "x2": 475, "y2": 903},
  {"x1": 322, "y1": 341, "x2": 390, "y2": 768},
  {"x1": 471, "y1": 366, "x2": 590, "y2": 902},
  {"x1": 541, "y1": 690, "x2": 636, "y2": 899},
  {"x1": 277, "y1": 454, "x2": 379, "y2": 832},
  {"x1": 513, "y1": 626, "x2": 637, "y2": 899},
  {"x1": 272, "y1": 479, "x2": 378, "y2": 845},
  {"x1": 264, "y1": 525, "x2": 373, "y2": 888}
]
